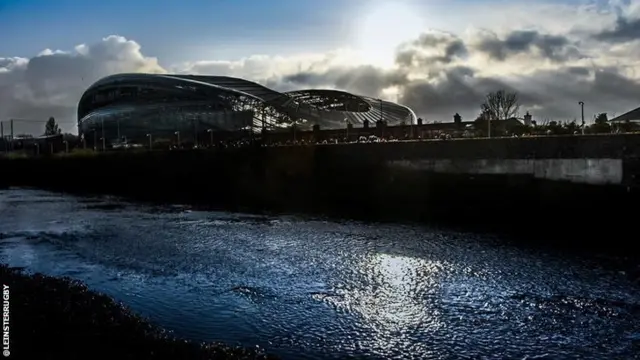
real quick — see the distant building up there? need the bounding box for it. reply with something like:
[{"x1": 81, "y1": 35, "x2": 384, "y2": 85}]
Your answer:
[
  {"x1": 1, "y1": 133, "x2": 63, "y2": 155},
  {"x1": 609, "y1": 106, "x2": 640, "y2": 122}
]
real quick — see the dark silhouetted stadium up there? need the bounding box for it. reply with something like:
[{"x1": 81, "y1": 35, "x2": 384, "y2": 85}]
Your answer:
[{"x1": 77, "y1": 73, "x2": 417, "y2": 145}]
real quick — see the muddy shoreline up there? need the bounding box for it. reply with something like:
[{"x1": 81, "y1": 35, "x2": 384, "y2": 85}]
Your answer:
[{"x1": 0, "y1": 265, "x2": 277, "y2": 360}]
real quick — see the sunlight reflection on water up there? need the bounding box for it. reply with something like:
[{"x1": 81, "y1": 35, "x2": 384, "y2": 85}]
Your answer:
[{"x1": 1, "y1": 189, "x2": 639, "y2": 360}]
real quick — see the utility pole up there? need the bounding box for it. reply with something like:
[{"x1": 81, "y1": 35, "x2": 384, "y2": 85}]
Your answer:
[
  {"x1": 101, "y1": 118, "x2": 106, "y2": 151},
  {"x1": 579, "y1": 101, "x2": 585, "y2": 135}
]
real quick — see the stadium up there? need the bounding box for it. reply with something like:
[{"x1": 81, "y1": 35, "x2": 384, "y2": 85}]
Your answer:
[{"x1": 77, "y1": 73, "x2": 417, "y2": 146}]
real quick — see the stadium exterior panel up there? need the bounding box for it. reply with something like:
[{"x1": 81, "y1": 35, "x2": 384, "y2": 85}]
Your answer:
[{"x1": 78, "y1": 73, "x2": 417, "y2": 145}]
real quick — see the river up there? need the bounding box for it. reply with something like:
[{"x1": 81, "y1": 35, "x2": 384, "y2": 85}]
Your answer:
[{"x1": 0, "y1": 189, "x2": 638, "y2": 359}]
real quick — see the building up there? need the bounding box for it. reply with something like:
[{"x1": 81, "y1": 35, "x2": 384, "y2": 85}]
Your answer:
[
  {"x1": 610, "y1": 106, "x2": 640, "y2": 122},
  {"x1": 77, "y1": 74, "x2": 417, "y2": 148},
  {"x1": 0, "y1": 134, "x2": 63, "y2": 155}
]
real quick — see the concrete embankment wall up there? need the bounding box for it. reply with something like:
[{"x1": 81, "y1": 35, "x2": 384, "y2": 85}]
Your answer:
[{"x1": 1, "y1": 134, "x2": 639, "y2": 252}]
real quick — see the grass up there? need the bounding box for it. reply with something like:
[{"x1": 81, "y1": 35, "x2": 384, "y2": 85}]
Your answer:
[
  {"x1": 53, "y1": 148, "x2": 101, "y2": 157},
  {"x1": 1, "y1": 152, "x2": 30, "y2": 159}
]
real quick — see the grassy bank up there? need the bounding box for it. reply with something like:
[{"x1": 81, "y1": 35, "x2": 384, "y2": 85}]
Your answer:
[{"x1": 0, "y1": 265, "x2": 277, "y2": 360}]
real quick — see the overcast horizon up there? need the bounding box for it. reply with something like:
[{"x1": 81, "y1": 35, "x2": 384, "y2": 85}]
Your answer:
[{"x1": 2, "y1": 0, "x2": 640, "y2": 134}]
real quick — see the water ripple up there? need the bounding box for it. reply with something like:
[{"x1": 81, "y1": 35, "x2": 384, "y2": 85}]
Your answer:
[{"x1": 1, "y1": 188, "x2": 639, "y2": 360}]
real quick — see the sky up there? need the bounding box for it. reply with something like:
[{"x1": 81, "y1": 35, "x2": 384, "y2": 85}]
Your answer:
[{"x1": 1, "y1": 0, "x2": 640, "y2": 134}]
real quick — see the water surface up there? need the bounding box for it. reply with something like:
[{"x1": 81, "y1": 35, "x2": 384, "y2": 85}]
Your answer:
[{"x1": 0, "y1": 189, "x2": 638, "y2": 359}]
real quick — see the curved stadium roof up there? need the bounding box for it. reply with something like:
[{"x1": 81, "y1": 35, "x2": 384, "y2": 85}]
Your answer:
[{"x1": 79, "y1": 73, "x2": 417, "y2": 130}]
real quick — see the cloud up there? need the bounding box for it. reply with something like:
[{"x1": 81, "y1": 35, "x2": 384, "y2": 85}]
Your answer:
[
  {"x1": 594, "y1": 15, "x2": 640, "y2": 43},
  {"x1": 395, "y1": 32, "x2": 468, "y2": 68},
  {"x1": 474, "y1": 30, "x2": 583, "y2": 62},
  {"x1": 2, "y1": 1, "x2": 640, "y2": 135},
  {"x1": 0, "y1": 35, "x2": 164, "y2": 134}
]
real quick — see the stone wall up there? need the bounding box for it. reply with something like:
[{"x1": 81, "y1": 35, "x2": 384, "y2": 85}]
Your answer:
[
  {"x1": 1, "y1": 134, "x2": 639, "y2": 252},
  {"x1": 310, "y1": 134, "x2": 640, "y2": 161}
]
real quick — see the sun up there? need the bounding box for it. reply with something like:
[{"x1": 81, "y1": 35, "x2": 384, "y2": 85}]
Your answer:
[{"x1": 354, "y1": 2, "x2": 425, "y2": 68}]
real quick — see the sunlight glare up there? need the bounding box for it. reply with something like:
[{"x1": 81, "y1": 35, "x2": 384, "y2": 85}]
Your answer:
[{"x1": 355, "y1": 2, "x2": 425, "y2": 68}]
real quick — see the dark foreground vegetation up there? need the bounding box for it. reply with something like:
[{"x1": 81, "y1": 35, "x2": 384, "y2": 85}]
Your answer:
[{"x1": 0, "y1": 265, "x2": 277, "y2": 360}]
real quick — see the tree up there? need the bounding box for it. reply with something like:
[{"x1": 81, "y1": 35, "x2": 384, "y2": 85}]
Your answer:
[
  {"x1": 44, "y1": 117, "x2": 61, "y2": 136},
  {"x1": 594, "y1": 113, "x2": 608, "y2": 124},
  {"x1": 481, "y1": 90, "x2": 520, "y2": 121},
  {"x1": 589, "y1": 113, "x2": 611, "y2": 134},
  {"x1": 563, "y1": 120, "x2": 579, "y2": 134}
]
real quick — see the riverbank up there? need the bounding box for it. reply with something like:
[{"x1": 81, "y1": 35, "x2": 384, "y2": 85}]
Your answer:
[
  {"x1": 1, "y1": 140, "x2": 639, "y2": 256},
  {"x1": 0, "y1": 264, "x2": 277, "y2": 360}
]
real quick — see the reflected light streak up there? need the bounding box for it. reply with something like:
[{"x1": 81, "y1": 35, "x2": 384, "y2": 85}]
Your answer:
[{"x1": 321, "y1": 253, "x2": 448, "y2": 352}]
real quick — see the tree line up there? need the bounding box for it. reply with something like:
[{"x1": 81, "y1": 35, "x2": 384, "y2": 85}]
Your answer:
[{"x1": 472, "y1": 89, "x2": 635, "y2": 136}]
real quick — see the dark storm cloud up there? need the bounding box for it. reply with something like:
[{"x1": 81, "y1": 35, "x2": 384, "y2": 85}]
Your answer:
[
  {"x1": 397, "y1": 66, "x2": 514, "y2": 122},
  {"x1": 282, "y1": 71, "x2": 328, "y2": 88},
  {"x1": 395, "y1": 32, "x2": 468, "y2": 68},
  {"x1": 566, "y1": 66, "x2": 590, "y2": 76},
  {"x1": 489, "y1": 67, "x2": 640, "y2": 121},
  {"x1": 391, "y1": 64, "x2": 640, "y2": 123},
  {"x1": 593, "y1": 16, "x2": 640, "y2": 43},
  {"x1": 476, "y1": 30, "x2": 582, "y2": 62},
  {"x1": 282, "y1": 65, "x2": 409, "y2": 97}
]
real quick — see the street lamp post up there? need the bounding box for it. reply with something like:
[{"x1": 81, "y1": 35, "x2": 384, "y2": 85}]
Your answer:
[
  {"x1": 345, "y1": 118, "x2": 349, "y2": 142},
  {"x1": 579, "y1": 101, "x2": 585, "y2": 135},
  {"x1": 101, "y1": 118, "x2": 106, "y2": 151},
  {"x1": 146, "y1": 133, "x2": 152, "y2": 150},
  {"x1": 207, "y1": 129, "x2": 213, "y2": 147},
  {"x1": 291, "y1": 118, "x2": 297, "y2": 143},
  {"x1": 379, "y1": 99, "x2": 385, "y2": 139},
  {"x1": 193, "y1": 118, "x2": 199, "y2": 148}
]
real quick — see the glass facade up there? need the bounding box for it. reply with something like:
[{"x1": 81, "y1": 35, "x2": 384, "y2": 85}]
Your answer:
[{"x1": 77, "y1": 74, "x2": 417, "y2": 147}]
